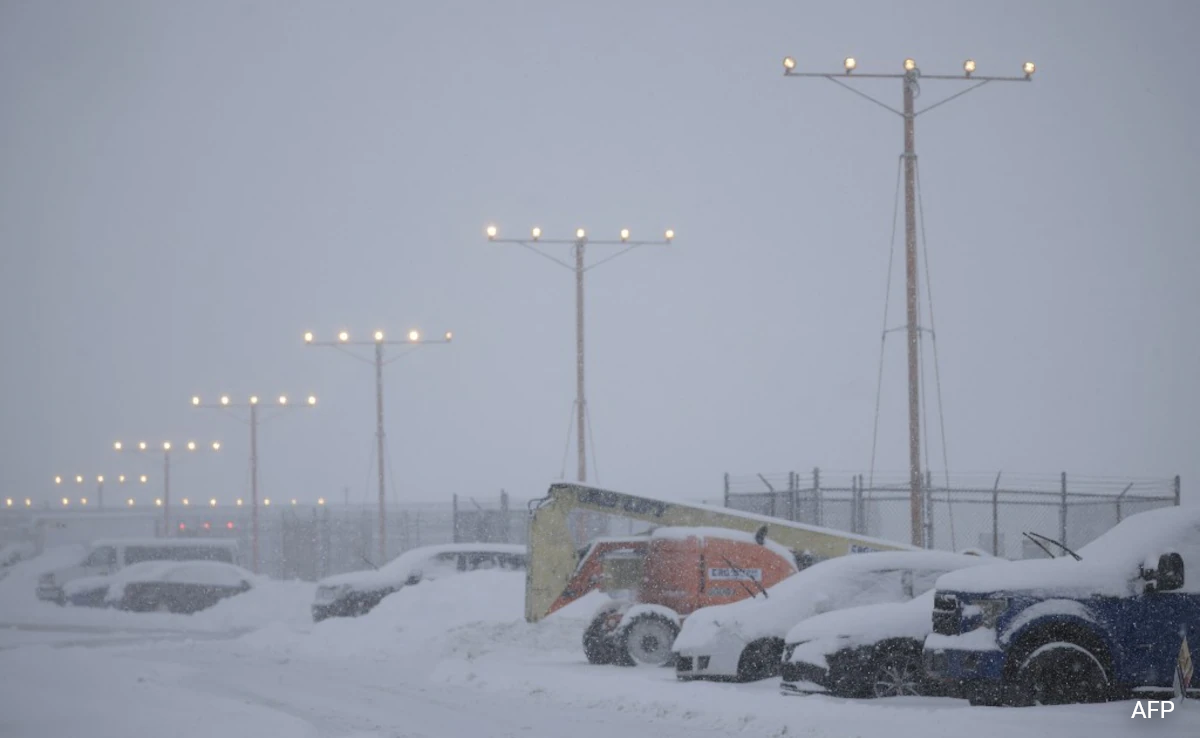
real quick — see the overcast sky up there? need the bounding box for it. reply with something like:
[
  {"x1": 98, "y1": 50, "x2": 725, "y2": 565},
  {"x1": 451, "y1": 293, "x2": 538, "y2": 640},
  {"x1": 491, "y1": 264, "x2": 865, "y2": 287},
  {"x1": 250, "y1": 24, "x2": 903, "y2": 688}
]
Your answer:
[{"x1": 1, "y1": 0, "x2": 1197, "y2": 518}]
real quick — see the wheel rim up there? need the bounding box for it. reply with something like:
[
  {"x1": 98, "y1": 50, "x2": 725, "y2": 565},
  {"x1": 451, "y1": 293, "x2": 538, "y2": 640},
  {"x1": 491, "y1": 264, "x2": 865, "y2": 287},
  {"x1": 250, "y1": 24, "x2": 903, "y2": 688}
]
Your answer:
[
  {"x1": 873, "y1": 656, "x2": 923, "y2": 698},
  {"x1": 626, "y1": 619, "x2": 674, "y2": 665}
]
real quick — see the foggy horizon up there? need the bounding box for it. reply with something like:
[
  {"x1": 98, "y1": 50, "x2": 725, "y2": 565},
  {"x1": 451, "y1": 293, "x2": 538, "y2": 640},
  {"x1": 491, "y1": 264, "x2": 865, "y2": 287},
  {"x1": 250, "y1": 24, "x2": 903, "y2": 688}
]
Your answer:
[{"x1": 2, "y1": 0, "x2": 1196, "y2": 518}]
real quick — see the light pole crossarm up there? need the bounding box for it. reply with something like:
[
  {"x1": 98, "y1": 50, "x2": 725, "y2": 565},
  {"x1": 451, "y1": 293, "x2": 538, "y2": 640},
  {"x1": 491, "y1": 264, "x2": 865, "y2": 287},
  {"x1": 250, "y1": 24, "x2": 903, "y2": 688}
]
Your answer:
[
  {"x1": 786, "y1": 74, "x2": 904, "y2": 116},
  {"x1": 786, "y1": 70, "x2": 1032, "y2": 120},
  {"x1": 490, "y1": 239, "x2": 577, "y2": 271},
  {"x1": 912, "y1": 79, "x2": 1028, "y2": 118},
  {"x1": 308, "y1": 339, "x2": 450, "y2": 347},
  {"x1": 784, "y1": 71, "x2": 1029, "y2": 82},
  {"x1": 583, "y1": 241, "x2": 670, "y2": 273},
  {"x1": 491, "y1": 237, "x2": 672, "y2": 274}
]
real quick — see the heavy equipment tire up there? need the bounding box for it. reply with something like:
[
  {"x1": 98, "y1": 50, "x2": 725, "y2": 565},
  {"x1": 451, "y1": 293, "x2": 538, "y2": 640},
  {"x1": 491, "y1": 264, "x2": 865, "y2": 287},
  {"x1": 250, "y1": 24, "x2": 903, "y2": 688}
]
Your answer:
[
  {"x1": 619, "y1": 614, "x2": 679, "y2": 668},
  {"x1": 583, "y1": 611, "x2": 618, "y2": 665},
  {"x1": 1016, "y1": 641, "x2": 1110, "y2": 705}
]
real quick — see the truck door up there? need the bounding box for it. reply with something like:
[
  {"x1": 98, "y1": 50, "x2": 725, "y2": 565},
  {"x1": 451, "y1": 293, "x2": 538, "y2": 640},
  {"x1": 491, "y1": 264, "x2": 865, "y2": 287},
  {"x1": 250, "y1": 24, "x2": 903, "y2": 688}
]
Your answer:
[{"x1": 1121, "y1": 525, "x2": 1200, "y2": 688}]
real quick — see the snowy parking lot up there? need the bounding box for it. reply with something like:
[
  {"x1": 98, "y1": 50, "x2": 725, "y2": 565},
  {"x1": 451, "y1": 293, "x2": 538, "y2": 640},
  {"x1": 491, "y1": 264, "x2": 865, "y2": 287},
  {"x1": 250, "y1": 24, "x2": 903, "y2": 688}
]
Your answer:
[{"x1": 0, "y1": 551, "x2": 1195, "y2": 738}]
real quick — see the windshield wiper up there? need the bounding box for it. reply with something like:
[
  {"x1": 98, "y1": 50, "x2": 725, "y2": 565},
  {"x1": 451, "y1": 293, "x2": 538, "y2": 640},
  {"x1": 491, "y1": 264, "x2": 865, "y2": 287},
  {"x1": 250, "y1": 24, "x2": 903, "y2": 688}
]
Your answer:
[
  {"x1": 1026, "y1": 531, "x2": 1082, "y2": 561},
  {"x1": 360, "y1": 554, "x2": 379, "y2": 570},
  {"x1": 1022, "y1": 532, "x2": 1057, "y2": 560},
  {"x1": 720, "y1": 555, "x2": 768, "y2": 599}
]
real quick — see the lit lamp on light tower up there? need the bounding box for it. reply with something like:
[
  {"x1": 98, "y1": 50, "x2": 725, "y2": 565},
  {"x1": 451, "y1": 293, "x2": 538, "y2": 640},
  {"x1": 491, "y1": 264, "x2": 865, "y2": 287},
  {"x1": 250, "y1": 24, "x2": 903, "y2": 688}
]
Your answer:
[
  {"x1": 113, "y1": 439, "x2": 221, "y2": 535},
  {"x1": 54, "y1": 473, "x2": 148, "y2": 509},
  {"x1": 779, "y1": 55, "x2": 1035, "y2": 547},
  {"x1": 303, "y1": 328, "x2": 451, "y2": 562},
  {"x1": 191, "y1": 392, "x2": 317, "y2": 573},
  {"x1": 484, "y1": 225, "x2": 675, "y2": 487}
]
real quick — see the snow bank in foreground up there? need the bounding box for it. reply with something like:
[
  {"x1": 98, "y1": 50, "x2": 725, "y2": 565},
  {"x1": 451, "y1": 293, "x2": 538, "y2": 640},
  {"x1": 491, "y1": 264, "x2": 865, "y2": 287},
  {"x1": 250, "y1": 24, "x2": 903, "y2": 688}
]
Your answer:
[
  {"x1": 0, "y1": 645, "x2": 319, "y2": 738},
  {"x1": 241, "y1": 569, "x2": 535, "y2": 661}
]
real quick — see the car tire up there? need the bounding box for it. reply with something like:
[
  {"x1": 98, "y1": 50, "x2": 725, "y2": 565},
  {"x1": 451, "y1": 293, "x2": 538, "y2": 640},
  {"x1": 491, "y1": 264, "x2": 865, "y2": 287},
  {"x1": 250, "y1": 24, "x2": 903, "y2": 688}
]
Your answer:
[
  {"x1": 737, "y1": 639, "x2": 784, "y2": 682},
  {"x1": 619, "y1": 614, "x2": 679, "y2": 668},
  {"x1": 1016, "y1": 641, "x2": 1109, "y2": 705}
]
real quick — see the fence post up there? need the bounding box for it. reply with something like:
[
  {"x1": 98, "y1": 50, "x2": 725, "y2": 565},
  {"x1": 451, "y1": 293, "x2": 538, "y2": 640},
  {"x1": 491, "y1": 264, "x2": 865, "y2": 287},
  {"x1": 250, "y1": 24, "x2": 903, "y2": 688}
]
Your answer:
[
  {"x1": 787, "y1": 471, "x2": 796, "y2": 521},
  {"x1": 1059, "y1": 472, "x2": 1068, "y2": 547},
  {"x1": 856, "y1": 474, "x2": 866, "y2": 535},
  {"x1": 811, "y1": 467, "x2": 820, "y2": 526},
  {"x1": 452, "y1": 494, "x2": 459, "y2": 544},
  {"x1": 991, "y1": 471, "x2": 1002, "y2": 557},
  {"x1": 1175, "y1": 475, "x2": 1182, "y2": 507},
  {"x1": 1115, "y1": 483, "x2": 1133, "y2": 523},
  {"x1": 924, "y1": 469, "x2": 934, "y2": 550},
  {"x1": 850, "y1": 475, "x2": 859, "y2": 534},
  {"x1": 501, "y1": 489, "x2": 511, "y2": 543},
  {"x1": 723, "y1": 472, "x2": 730, "y2": 508}
]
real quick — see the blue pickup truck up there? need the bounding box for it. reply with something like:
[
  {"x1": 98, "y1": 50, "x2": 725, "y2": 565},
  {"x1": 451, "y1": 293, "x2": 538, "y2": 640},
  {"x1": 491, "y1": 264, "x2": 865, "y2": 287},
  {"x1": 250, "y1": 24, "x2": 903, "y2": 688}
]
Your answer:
[{"x1": 923, "y1": 506, "x2": 1198, "y2": 706}]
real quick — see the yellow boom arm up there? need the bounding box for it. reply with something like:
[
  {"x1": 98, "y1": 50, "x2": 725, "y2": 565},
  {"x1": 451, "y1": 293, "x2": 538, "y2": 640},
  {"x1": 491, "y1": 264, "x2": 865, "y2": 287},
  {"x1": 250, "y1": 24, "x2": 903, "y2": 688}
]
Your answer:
[{"x1": 525, "y1": 482, "x2": 917, "y2": 622}]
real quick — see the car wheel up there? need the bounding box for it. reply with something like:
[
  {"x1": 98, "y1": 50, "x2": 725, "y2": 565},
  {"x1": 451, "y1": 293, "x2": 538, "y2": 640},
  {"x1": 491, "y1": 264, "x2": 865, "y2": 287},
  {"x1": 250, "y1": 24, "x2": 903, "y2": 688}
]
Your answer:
[
  {"x1": 1017, "y1": 642, "x2": 1109, "y2": 705},
  {"x1": 737, "y1": 639, "x2": 784, "y2": 682},
  {"x1": 871, "y1": 652, "x2": 925, "y2": 698},
  {"x1": 620, "y1": 615, "x2": 678, "y2": 667}
]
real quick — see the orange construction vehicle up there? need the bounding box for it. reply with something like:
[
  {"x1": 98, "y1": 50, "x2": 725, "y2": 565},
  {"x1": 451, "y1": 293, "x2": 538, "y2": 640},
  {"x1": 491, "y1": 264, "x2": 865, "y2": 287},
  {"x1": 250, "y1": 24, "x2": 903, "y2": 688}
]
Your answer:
[
  {"x1": 525, "y1": 483, "x2": 916, "y2": 667},
  {"x1": 551, "y1": 525, "x2": 799, "y2": 667}
]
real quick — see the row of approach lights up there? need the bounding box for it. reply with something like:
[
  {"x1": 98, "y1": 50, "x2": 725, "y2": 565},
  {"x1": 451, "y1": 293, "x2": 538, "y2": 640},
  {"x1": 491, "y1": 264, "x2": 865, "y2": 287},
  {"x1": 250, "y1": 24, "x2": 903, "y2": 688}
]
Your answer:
[
  {"x1": 190, "y1": 395, "x2": 317, "y2": 407},
  {"x1": 114, "y1": 440, "x2": 223, "y2": 451},
  {"x1": 5, "y1": 495, "x2": 334, "y2": 508},
  {"x1": 485, "y1": 225, "x2": 676, "y2": 242},
  {"x1": 783, "y1": 56, "x2": 1036, "y2": 78},
  {"x1": 303, "y1": 330, "x2": 452, "y2": 343}
]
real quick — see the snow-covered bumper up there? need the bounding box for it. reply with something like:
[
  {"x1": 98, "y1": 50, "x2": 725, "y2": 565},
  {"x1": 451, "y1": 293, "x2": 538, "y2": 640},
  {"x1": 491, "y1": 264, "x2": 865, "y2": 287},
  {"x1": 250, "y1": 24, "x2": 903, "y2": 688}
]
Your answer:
[
  {"x1": 923, "y1": 628, "x2": 1007, "y2": 702},
  {"x1": 37, "y1": 574, "x2": 65, "y2": 605},
  {"x1": 674, "y1": 630, "x2": 744, "y2": 680}
]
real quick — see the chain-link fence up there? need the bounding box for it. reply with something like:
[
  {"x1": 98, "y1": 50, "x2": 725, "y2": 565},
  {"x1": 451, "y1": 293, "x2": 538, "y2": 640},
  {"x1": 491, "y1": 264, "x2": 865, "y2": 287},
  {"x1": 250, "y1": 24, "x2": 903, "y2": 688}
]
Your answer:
[
  {"x1": 256, "y1": 492, "x2": 531, "y2": 580},
  {"x1": 722, "y1": 470, "x2": 1181, "y2": 559},
  {"x1": 1, "y1": 492, "x2": 532, "y2": 582}
]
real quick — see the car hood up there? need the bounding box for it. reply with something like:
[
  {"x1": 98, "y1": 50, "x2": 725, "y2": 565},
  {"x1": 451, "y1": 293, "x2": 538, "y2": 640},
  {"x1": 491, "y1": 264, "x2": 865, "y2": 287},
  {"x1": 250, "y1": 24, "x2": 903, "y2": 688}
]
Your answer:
[
  {"x1": 785, "y1": 593, "x2": 936, "y2": 668},
  {"x1": 62, "y1": 574, "x2": 113, "y2": 596},
  {"x1": 934, "y1": 557, "x2": 1139, "y2": 599},
  {"x1": 787, "y1": 591, "x2": 934, "y2": 649},
  {"x1": 673, "y1": 591, "x2": 825, "y2": 652}
]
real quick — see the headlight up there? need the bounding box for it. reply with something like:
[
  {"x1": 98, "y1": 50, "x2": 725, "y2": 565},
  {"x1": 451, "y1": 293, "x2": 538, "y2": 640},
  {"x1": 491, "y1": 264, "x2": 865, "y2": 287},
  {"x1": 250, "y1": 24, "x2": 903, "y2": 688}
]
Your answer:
[{"x1": 976, "y1": 598, "x2": 1009, "y2": 628}]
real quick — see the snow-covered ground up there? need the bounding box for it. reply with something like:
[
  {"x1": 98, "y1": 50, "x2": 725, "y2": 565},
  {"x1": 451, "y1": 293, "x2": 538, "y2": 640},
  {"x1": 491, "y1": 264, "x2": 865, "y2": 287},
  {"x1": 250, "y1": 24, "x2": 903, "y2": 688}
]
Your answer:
[{"x1": 0, "y1": 549, "x2": 1194, "y2": 737}]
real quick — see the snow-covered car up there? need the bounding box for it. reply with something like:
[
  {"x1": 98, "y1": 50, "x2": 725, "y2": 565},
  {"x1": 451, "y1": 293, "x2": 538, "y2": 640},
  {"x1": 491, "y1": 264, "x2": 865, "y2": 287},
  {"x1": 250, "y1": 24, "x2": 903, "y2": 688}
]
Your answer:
[
  {"x1": 65, "y1": 560, "x2": 254, "y2": 614},
  {"x1": 37, "y1": 537, "x2": 241, "y2": 604},
  {"x1": 0, "y1": 541, "x2": 36, "y2": 581},
  {"x1": 311, "y1": 543, "x2": 527, "y2": 622},
  {"x1": 780, "y1": 589, "x2": 951, "y2": 698},
  {"x1": 674, "y1": 550, "x2": 995, "y2": 681},
  {"x1": 925, "y1": 505, "x2": 1200, "y2": 706}
]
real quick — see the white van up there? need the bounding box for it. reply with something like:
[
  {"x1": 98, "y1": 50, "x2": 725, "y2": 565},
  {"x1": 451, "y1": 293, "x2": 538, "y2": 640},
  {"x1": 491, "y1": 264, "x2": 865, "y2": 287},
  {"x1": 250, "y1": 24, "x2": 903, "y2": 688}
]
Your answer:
[{"x1": 36, "y1": 537, "x2": 241, "y2": 604}]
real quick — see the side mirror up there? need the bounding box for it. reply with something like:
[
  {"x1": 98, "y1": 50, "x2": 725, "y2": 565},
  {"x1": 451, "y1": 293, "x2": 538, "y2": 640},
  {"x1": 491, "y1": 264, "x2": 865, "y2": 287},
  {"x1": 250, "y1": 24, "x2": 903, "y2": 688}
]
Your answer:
[
  {"x1": 754, "y1": 525, "x2": 768, "y2": 546},
  {"x1": 1155, "y1": 553, "x2": 1185, "y2": 592}
]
